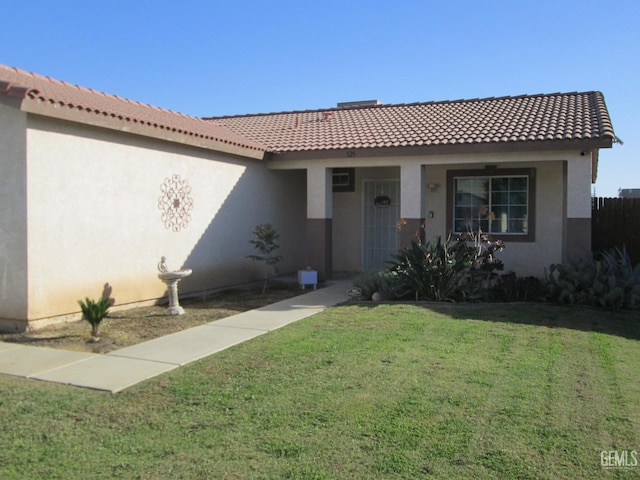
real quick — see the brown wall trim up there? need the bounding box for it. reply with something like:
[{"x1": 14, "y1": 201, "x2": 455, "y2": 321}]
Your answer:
[
  {"x1": 307, "y1": 218, "x2": 332, "y2": 280},
  {"x1": 565, "y1": 218, "x2": 591, "y2": 261}
]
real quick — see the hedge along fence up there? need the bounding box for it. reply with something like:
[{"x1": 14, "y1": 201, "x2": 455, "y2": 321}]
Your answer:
[{"x1": 592, "y1": 197, "x2": 640, "y2": 264}]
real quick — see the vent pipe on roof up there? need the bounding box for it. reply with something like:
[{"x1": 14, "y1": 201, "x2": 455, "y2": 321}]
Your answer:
[{"x1": 337, "y1": 100, "x2": 382, "y2": 108}]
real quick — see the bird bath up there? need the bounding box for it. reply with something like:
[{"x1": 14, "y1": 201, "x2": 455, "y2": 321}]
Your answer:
[{"x1": 157, "y1": 257, "x2": 192, "y2": 315}]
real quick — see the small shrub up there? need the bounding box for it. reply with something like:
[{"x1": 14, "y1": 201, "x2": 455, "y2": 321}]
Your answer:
[
  {"x1": 492, "y1": 272, "x2": 546, "y2": 302},
  {"x1": 456, "y1": 230, "x2": 505, "y2": 273},
  {"x1": 352, "y1": 270, "x2": 397, "y2": 300},
  {"x1": 78, "y1": 297, "x2": 112, "y2": 340},
  {"x1": 246, "y1": 224, "x2": 283, "y2": 294},
  {"x1": 352, "y1": 270, "x2": 382, "y2": 300},
  {"x1": 455, "y1": 230, "x2": 505, "y2": 301}
]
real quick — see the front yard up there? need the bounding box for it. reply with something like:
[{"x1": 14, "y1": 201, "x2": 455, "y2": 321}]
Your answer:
[{"x1": 1, "y1": 302, "x2": 639, "y2": 479}]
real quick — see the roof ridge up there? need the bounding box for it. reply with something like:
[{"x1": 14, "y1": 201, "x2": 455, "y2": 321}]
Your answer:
[
  {"x1": 212, "y1": 90, "x2": 614, "y2": 153},
  {"x1": 206, "y1": 91, "x2": 603, "y2": 120}
]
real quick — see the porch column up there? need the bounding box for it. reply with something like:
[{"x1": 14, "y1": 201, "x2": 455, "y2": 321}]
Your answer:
[
  {"x1": 400, "y1": 164, "x2": 425, "y2": 247},
  {"x1": 307, "y1": 166, "x2": 332, "y2": 280},
  {"x1": 564, "y1": 157, "x2": 592, "y2": 261}
]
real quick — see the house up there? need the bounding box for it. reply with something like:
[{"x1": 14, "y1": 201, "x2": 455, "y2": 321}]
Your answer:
[
  {"x1": 0, "y1": 64, "x2": 616, "y2": 331},
  {"x1": 619, "y1": 189, "x2": 640, "y2": 198}
]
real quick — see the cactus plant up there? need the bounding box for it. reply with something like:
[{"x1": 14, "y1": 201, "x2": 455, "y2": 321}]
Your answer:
[{"x1": 546, "y1": 247, "x2": 640, "y2": 310}]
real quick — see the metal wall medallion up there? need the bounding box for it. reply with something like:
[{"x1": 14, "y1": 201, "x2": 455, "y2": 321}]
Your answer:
[{"x1": 158, "y1": 174, "x2": 194, "y2": 232}]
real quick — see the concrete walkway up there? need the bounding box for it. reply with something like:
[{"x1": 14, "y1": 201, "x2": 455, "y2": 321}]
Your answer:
[{"x1": 0, "y1": 280, "x2": 351, "y2": 393}]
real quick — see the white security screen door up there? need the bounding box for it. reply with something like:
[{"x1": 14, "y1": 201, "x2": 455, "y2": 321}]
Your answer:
[{"x1": 362, "y1": 180, "x2": 401, "y2": 270}]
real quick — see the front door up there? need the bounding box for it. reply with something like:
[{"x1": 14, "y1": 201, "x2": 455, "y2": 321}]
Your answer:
[{"x1": 361, "y1": 180, "x2": 401, "y2": 270}]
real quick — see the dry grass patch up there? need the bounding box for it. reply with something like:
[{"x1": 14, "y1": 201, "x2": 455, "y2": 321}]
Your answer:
[{"x1": 0, "y1": 288, "x2": 302, "y2": 354}]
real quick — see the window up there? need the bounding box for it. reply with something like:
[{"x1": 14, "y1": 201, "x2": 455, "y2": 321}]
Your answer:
[
  {"x1": 332, "y1": 168, "x2": 355, "y2": 192},
  {"x1": 447, "y1": 168, "x2": 535, "y2": 241}
]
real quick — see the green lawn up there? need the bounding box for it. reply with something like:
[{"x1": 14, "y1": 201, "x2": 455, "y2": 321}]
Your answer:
[{"x1": 1, "y1": 303, "x2": 639, "y2": 479}]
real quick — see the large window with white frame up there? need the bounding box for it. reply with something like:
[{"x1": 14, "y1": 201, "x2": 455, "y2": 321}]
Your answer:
[{"x1": 447, "y1": 168, "x2": 535, "y2": 241}]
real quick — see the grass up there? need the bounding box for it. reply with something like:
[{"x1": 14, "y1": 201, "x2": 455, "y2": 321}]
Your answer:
[{"x1": 1, "y1": 302, "x2": 639, "y2": 479}]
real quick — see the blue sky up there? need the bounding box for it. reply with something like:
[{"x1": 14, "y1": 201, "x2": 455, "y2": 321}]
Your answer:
[{"x1": 1, "y1": 0, "x2": 637, "y2": 197}]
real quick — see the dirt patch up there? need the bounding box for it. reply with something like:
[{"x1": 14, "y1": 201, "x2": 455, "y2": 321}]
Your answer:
[{"x1": 0, "y1": 288, "x2": 302, "y2": 354}]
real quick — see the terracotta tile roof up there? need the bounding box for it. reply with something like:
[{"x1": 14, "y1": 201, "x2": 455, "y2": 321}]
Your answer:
[
  {"x1": 0, "y1": 64, "x2": 614, "y2": 158},
  {"x1": 208, "y1": 92, "x2": 615, "y2": 153},
  {"x1": 0, "y1": 65, "x2": 265, "y2": 157}
]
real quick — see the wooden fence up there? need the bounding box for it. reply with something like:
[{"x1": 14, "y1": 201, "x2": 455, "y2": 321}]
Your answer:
[{"x1": 592, "y1": 197, "x2": 640, "y2": 264}]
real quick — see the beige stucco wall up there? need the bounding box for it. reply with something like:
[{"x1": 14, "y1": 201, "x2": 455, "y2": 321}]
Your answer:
[
  {"x1": 424, "y1": 160, "x2": 567, "y2": 277},
  {"x1": 0, "y1": 103, "x2": 28, "y2": 325},
  {"x1": 23, "y1": 115, "x2": 306, "y2": 323},
  {"x1": 272, "y1": 150, "x2": 591, "y2": 278}
]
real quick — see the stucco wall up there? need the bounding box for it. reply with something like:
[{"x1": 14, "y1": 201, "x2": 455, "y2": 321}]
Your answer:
[
  {"x1": 24, "y1": 116, "x2": 306, "y2": 322},
  {"x1": 272, "y1": 150, "x2": 590, "y2": 278},
  {"x1": 424, "y1": 160, "x2": 567, "y2": 277},
  {"x1": 0, "y1": 103, "x2": 28, "y2": 325}
]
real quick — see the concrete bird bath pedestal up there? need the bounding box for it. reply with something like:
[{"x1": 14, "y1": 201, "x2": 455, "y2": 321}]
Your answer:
[{"x1": 157, "y1": 257, "x2": 192, "y2": 315}]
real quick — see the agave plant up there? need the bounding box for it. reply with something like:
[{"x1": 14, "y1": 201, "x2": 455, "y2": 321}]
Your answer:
[
  {"x1": 600, "y1": 246, "x2": 640, "y2": 309},
  {"x1": 78, "y1": 297, "x2": 112, "y2": 341},
  {"x1": 601, "y1": 245, "x2": 640, "y2": 283},
  {"x1": 387, "y1": 237, "x2": 472, "y2": 301}
]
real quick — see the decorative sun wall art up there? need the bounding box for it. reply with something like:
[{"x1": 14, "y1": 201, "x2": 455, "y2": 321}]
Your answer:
[{"x1": 158, "y1": 174, "x2": 194, "y2": 232}]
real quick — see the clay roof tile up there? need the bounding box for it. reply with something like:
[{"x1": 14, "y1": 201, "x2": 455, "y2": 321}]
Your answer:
[
  {"x1": 208, "y1": 91, "x2": 615, "y2": 153},
  {"x1": 0, "y1": 64, "x2": 265, "y2": 155},
  {"x1": 1, "y1": 65, "x2": 615, "y2": 157}
]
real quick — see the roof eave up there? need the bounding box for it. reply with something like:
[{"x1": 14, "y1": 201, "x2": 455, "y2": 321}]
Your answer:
[
  {"x1": 10, "y1": 94, "x2": 266, "y2": 160},
  {"x1": 268, "y1": 137, "x2": 614, "y2": 162}
]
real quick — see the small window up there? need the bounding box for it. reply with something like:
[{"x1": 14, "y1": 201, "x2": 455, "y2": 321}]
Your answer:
[
  {"x1": 332, "y1": 168, "x2": 355, "y2": 192},
  {"x1": 447, "y1": 168, "x2": 535, "y2": 242}
]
